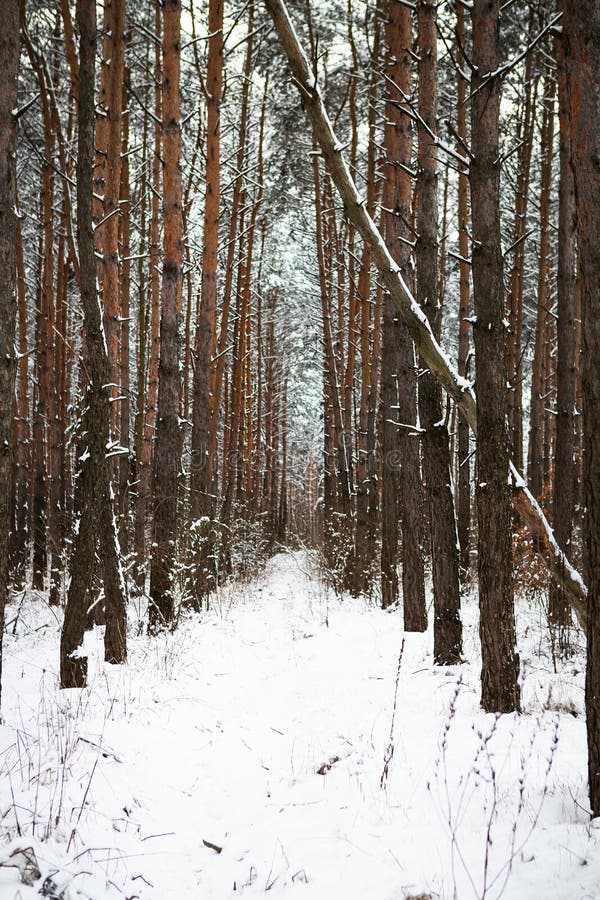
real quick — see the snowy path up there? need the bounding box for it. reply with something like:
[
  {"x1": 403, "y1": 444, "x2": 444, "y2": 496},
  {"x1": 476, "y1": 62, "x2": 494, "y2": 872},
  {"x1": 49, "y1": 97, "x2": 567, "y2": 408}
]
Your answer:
[{"x1": 1, "y1": 552, "x2": 599, "y2": 899}]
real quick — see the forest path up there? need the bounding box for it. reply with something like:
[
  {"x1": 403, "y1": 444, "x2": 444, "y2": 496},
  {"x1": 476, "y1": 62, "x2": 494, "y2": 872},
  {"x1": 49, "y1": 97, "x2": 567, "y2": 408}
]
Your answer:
[
  {"x1": 0, "y1": 551, "x2": 595, "y2": 899},
  {"x1": 108, "y1": 550, "x2": 441, "y2": 898}
]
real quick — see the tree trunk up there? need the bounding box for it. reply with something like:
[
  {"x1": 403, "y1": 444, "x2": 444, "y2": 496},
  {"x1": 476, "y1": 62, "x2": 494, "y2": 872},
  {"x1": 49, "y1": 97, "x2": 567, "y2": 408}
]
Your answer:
[
  {"x1": 96, "y1": 0, "x2": 126, "y2": 445},
  {"x1": 119, "y1": 68, "x2": 131, "y2": 552},
  {"x1": 28, "y1": 49, "x2": 55, "y2": 593},
  {"x1": 190, "y1": 0, "x2": 223, "y2": 525},
  {"x1": 527, "y1": 73, "x2": 555, "y2": 501},
  {"x1": 455, "y1": 2, "x2": 471, "y2": 579},
  {"x1": 381, "y1": 0, "x2": 426, "y2": 625},
  {"x1": 415, "y1": 0, "x2": 461, "y2": 662},
  {"x1": 0, "y1": 0, "x2": 19, "y2": 708},
  {"x1": 208, "y1": 1, "x2": 254, "y2": 502},
  {"x1": 506, "y1": 6, "x2": 537, "y2": 471},
  {"x1": 11, "y1": 210, "x2": 30, "y2": 584},
  {"x1": 61, "y1": 0, "x2": 127, "y2": 688},
  {"x1": 148, "y1": 0, "x2": 183, "y2": 632},
  {"x1": 135, "y1": 4, "x2": 162, "y2": 587},
  {"x1": 563, "y1": 0, "x2": 600, "y2": 815},
  {"x1": 352, "y1": 12, "x2": 380, "y2": 595},
  {"x1": 470, "y1": 0, "x2": 519, "y2": 713},
  {"x1": 549, "y1": 6, "x2": 576, "y2": 630}
]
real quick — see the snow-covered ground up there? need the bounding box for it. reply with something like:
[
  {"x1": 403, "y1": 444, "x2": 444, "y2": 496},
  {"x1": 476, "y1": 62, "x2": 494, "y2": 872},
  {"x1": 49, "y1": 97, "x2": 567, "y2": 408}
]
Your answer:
[{"x1": 0, "y1": 551, "x2": 598, "y2": 899}]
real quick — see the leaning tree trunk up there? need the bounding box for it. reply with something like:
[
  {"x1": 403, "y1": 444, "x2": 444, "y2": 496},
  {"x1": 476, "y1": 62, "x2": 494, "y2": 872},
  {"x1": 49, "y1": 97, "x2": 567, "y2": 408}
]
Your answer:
[
  {"x1": 60, "y1": 0, "x2": 127, "y2": 688},
  {"x1": 262, "y1": 0, "x2": 587, "y2": 630},
  {"x1": 0, "y1": 0, "x2": 19, "y2": 709},
  {"x1": 563, "y1": 0, "x2": 600, "y2": 816},
  {"x1": 470, "y1": 0, "x2": 519, "y2": 713},
  {"x1": 415, "y1": 0, "x2": 462, "y2": 663},
  {"x1": 148, "y1": 0, "x2": 183, "y2": 633}
]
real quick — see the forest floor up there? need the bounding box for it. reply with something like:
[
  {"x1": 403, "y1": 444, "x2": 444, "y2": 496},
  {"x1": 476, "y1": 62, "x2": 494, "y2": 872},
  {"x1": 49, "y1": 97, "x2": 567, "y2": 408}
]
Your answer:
[{"x1": 0, "y1": 551, "x2": 598, "y2": 900}]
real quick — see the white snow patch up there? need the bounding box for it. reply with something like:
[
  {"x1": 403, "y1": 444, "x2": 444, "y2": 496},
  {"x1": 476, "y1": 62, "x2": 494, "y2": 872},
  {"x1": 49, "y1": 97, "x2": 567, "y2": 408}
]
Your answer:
[{"x1": 0, "y1": 552, "x2": 595, "y2": 899}]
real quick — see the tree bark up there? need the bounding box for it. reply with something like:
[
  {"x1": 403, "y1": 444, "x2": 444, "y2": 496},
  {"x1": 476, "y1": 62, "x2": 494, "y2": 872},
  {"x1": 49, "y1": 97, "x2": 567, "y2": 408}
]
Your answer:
[
  {"x1": 382, "y1": 4, "x2": 420, "y2": 612},
  {"x1": 118, "y1": 68, "x2": 131, "y2": 551},
  {"x1": 549, "y1": 5, "x2": 576, "y2": 630},
  {"x1": 563, "y1": 0, "x2": 600, "y2": 815},
  {"x1": 527, "y1": 73, "x2": 555, "y2": 501},
  {"x1": 470, "y1": 0, "x2": 519, "y2": 713},
  {"x1": 135, "y1": 4, "x2": 162, "y2": 587},
  {"x1": 455, "y1": 2, "x2": 471, "y2": 578},
  {"x1": 0, "y1": 0, "x2": 19, "y2": 708},
  {"x1": 11, "y1": 209, "x2": 30, "y2": 584},
  {"x1": 208, "y1": 1, "x2": 254, "y2": 503},
  {"x1": 61, "y1": 0, "x2": 127, "y2": 688},
  {"x1": 190, "y1": 0, "x2": 223, "y2": 525},
  {"x1": 96, "y1": 0, "x2": 126, "y2": 444},
  {"x1": 26, "y1": 40, "x2": 55, "y2": 594},
  {"x1": 506, "y1": 6, "x2": 537, "y2": 472},
  {"x1": 351, "y1": 13, "x2": 380, "y2": 596},
  {"x1": 415, "y1": 0, "x2": 461, "y2": 662},
  {"x1": 148, "y1": 0, "x2": 183, "y2": 632}
]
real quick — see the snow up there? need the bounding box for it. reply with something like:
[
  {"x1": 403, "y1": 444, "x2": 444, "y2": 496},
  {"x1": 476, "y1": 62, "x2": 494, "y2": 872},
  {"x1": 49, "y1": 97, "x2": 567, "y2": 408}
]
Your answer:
[{"x1": 1, "y1": 552, "x2": 598, "y2": 899}]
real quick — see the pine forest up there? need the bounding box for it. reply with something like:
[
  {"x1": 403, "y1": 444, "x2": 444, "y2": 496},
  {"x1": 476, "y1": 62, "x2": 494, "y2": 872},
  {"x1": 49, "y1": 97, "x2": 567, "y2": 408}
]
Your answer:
[{"x1": 0, "y1": 0, "x2": 599, "y2": 897}]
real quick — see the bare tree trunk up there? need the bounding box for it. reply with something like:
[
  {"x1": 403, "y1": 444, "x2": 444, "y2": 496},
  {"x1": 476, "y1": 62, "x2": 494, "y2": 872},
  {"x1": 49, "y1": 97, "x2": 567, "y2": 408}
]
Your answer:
[
  {"x1": 455, "y1": 2, "x2": 471, "y2": 579},
  {"x1": 349, "y1": 10, "x2": 380, "y2": 595},
  {"x1": 527, "y1": 73, "x2": 555, "y2": 501},
  {"x1": 415, "y1": 0, "x2": 461, "y2": 662},
  {"x1": 190, "y1": 0, "x2": 223, "y2": 525},
  {"x1": 96, "y1": 0, "x2": 126, "y2": 443},
  {"x1": 26, "y1": 40, "x2": 55, "y2": 593},
  {"x1": 61, "y1": 0, "x2": 127, "y2": 688},
  {"x1": 506, "y1": 6, "x2": 537, "y2": 471},
  {"x1": 119, "y1": 67, "x2": 131, "y2": 552},
  {"x1": 135, "y1": 4, "x2": 162, "y2": 586},
  {"x1": 563, "y1": 0, "x2": 600, "y2": 815},
  {"x1": 470, "y1": 0, "x2": 519, "y2": 713},
  {"x1": 381, "y1": 0, "x2": 426, "y2": 624},
  {"x1": 0, "y1": 0, "x2": 19, "y2": 708},
  {"x1": 148, "y1": 0, "x2": 183, "y2": 632},
  {"x1": 48, "y1": 196, "x2": 67, "y2": 607},
  {"x1": 549, "y1": 4, "x2": 576, "y2": 630},
  {"x1": 208, "y1": 1, "x2": 254, "y2": 501},
  {"x1": 11, "y1": 211, "x2": 30, "y2": 584}
]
